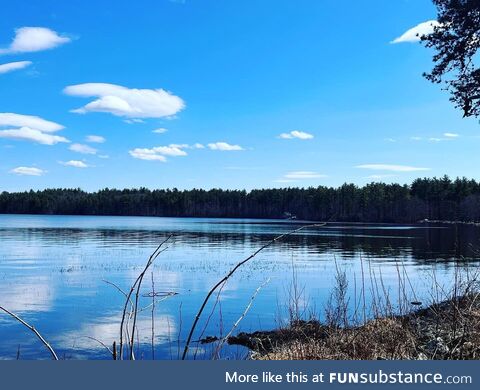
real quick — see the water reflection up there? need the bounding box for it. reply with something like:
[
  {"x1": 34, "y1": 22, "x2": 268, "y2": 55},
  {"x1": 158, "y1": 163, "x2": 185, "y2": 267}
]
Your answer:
[{"x1": 0, "y1": 215, "x2": 479, "y2": 360}]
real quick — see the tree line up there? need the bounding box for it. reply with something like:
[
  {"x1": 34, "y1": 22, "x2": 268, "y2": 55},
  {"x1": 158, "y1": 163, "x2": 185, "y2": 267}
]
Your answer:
[{"x1": 1, "y1": 176, "x2": 480, "y2": 223}]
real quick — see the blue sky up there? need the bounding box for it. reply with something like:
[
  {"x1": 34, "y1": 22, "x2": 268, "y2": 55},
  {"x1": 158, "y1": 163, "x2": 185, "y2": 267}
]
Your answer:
[{"x1": 0, "y1": 0, "x2": 478, "y2": 192}]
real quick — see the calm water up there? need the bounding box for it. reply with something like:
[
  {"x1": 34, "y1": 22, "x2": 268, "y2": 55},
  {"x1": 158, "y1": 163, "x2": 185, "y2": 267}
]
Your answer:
[{"x1": 0, "y1": 214, "x2": 479, "y2": 360}]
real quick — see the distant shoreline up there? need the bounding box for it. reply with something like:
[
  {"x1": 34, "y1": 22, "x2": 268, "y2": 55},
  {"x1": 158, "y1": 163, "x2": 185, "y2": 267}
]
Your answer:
[
  {"x1": 1, "y1": 213, "x2": 480, "y2": 227},
  {"x1": 2, "y1": 177, "x2": 480, "y2": 223}
]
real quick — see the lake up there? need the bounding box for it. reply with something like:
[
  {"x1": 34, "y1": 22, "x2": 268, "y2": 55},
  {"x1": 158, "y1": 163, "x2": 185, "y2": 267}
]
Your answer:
[{"x1": 0, "y1": 214, "x2": 479, "y2": 360}]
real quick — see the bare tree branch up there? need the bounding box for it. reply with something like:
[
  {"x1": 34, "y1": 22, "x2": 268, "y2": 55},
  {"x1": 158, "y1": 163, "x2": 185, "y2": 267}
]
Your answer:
[{"x1": 0, "y1": 305, "x2": 58, "y2": 360}]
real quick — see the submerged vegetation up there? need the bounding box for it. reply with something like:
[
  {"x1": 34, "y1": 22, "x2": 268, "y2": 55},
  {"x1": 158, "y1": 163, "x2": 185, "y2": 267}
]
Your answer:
[{"x1": 3, "y1": 176, "x2": 480, "y2": 223}]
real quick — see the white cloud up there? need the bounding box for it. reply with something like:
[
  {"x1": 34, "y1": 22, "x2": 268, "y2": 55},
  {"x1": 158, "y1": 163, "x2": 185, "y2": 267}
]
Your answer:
[
  {"x1": 0, "y1": 127, "x2": 69, "y2": 145},
  {"x1": 128, "y1": 143, "x2": 206, "y2": 162},
  {"x1": 429, "y1": 137, "x2": 448, "y2": 142},
  {"x1": 153, "y1": 128, "x2": 168, "y2": 134},
  {"x1": 207, "y1": 142, "x2": 244, "y2": 151},
  {"x1": 129, "y1": 148, "x2": 167, "y2": 162},
  {"x1": 356, "y1": 164, "x2": 430, "y2": 172},
  {"x1": 69, "y1": 143, "x2": 97, "y2": 154},
  {"x1": 9, "y1": 166, "x2": 45, "y2": 176},
  {"x1": 86, "y1": 135, "x2": 105, "y2": 143},
  {"x1": 124, "y1": 118, "x2": 145, "y2": 124},
  {"x1": 284, "y1": 171, "x2": 327, "y2": 179},
  {"x1": 0, "y1": 27, "x2": 71, "y2": 55},
  {"x1": 61, "y1": 160, "x2": 88, "y2": 168},
  {"x1": 444, "y1": 132, "x2": 459, "y2": 138},
  {"x1": 0, "y1": 113, "x2": 64, "y2": 132},
  {"x1": 129, "y1": 144, "x2": 192, "y2": 162},
  {"x1": 411, "y1": 134, "x2": 458, "y2": 142},
  {"x1": 151, "y1": 145, "x2": 187, "y2": 156},
  {"x1": 0, "y1": 61, "x2": 32, "y2": 74},
  {"x1": 279, "y1": 130, "x2": 314, "y2": 140},
  {"x1": 64, "y1": 83, "x2": 185, "y2": 119},
  {"x1": 275, "y1": 171, "x2": 327, "y2": 183},
  {"x1": 0, "y1": 113, "x2": 68, "y2": 145},
  {"x1": 169, "y1": 143, "x2": 205, "y2": 150},
  {"x1": 391, "y1": 20, "x2": 440, "y2": 44}
]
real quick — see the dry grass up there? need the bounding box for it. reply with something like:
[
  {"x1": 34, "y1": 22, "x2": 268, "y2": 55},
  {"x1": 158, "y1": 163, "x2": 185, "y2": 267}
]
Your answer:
[
  {"x1": 241, "y1": 294, "x2": 480, "y2": 361},
  {"x1": 257, "y1": 317, "x2": 416, "y2": 360},
  {"x1": 230, "y1": 263, "x2": 480, "y2": 361}
]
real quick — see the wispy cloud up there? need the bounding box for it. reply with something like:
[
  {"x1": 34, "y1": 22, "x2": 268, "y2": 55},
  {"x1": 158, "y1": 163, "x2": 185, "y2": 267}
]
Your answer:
[
  {"x1": 391, "y1": 20, "x2": 440, "y2": 44},
  {"x1": 279, "y1": 130, "x2": 314, "y2": 140},
  {"x1": 86, "y1": 135, "x2": 105, "y2": 143},
  {"x1": 429, "y1": 132, "x2": 459, "y2": 142},
  {"x1": 9, "y1": 166, "x2": 45, "y2": 176},
  {"x1": 0, "y1": 113, "x2": 68, "y2": 145},
  {"x1": 411, "y1": 133, "x2": 459, "y2": 142},
  {"x1": 0, "y1": 113, "x2": 64, "y2": 132},
  {"x1": 0, "y1": 27, "x2": 71, "y2": 55},
  {"x1": 0, "y1": 127, "x2": 69, "y2": 145},
  {"x1": 69, "y1": 143, "x2": 97, "y2": 155},
  {"x1": 64, "y1": 83, "x2": 185, "y2": 119},
  {"x1": 356, "y1": 164, "x2": 430, "y2": 172},
  {"x1": 207, "y1": 142, "x2": 244, "y2": 151},
  {"x1": 61, "y1": 160, "x2": 88, "y2": 168},
  {"x1": 275, "y1": 171, "x2": 327, "y2": 183},
  {"x1": 152, "y1": 128, "x2": 168, "y2": 134},
  {"x1": 124, "y1": 118, "x2": 145, "y2": 124},
  {"x1": 0, "y1": 61, "x2": 32, "y2": 74},
  {"x1": 444, "y1": 132, "x2": 459, "y2": 138}
]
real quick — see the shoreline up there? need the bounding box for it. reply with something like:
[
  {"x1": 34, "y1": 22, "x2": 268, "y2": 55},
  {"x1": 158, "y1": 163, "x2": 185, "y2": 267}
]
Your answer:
[{"x1": 225, "y1": 295, "x2": 480, "y2": 360}]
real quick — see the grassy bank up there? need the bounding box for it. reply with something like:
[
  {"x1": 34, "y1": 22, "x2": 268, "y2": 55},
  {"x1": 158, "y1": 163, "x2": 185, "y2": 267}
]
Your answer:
[{"x1": 228, "y1": 294, "x2": 480, "y2": 360}]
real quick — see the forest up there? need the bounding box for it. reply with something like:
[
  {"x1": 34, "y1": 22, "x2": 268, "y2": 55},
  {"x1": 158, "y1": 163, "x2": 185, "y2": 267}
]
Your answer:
[{"x1": 1, "y1": 176, "x2": 480, "y2": 223}]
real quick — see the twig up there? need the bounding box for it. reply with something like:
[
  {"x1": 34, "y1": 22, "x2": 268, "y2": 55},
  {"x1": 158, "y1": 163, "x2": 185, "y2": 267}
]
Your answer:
[
  {"x1": 82, "y1": 336, "x2": 114, "y2": 357},
  {"x1": 129, "y1": 246, "x2": 170, "y2": 360},
  {"x1": 0, "y1": 305, "x2": 58, "y2": 360},
  {"x1": 118, "y1": 235, "x2": 172, "y2": 360},
  {"x1": 215, "y1": 278, "x2": 271, "y2": 356},
  {"x1": 151, "y1": 272, "x2": 155, "y2": 360}
]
